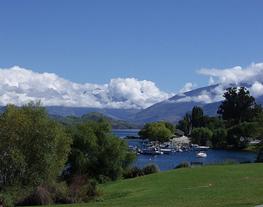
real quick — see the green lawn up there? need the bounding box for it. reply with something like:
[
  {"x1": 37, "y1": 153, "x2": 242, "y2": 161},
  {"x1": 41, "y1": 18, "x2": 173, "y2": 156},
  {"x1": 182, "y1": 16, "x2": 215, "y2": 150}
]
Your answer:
[{"x1": 64, "y1": 164, "x2": 263, "y2": 207}]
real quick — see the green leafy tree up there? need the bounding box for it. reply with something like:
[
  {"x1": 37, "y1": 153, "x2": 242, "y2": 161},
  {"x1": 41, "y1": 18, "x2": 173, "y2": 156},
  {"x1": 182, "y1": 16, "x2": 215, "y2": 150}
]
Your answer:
[
  {"x1": 211, "y1": 128, "x2": 227, "y2": 148},
  {"x1": 178, "y1": 106, "x2": 206, "y2": 135},
  {"x1": 164, "y1": 122, "x2": 176, "y2": 134},
  {"x1": 177, "y1": 112, "x2": 192, "y2": 135},
  {"x1": 191, "y1": 127, "x2": 213, "y2": 146},
  {"x1": 0, "y1": 103, "x2": 72, "y2": 187},
  {"x1": 191, "y1": 106, "x2": 204, "y2": 128},
  {"x1": 218, "y1": 87, "x2": 257, "y2": 125},
  {"x1": 67, "y1": 118, "x2": 135, "y2": 181},
  {"x1": 139, "y1": 121, "x2": 174, "y2": 142},
  {"x1": 227, "y1": 122, "x2": 260, "y2": 149},
  {"x1": 203, "y1": 116, "x2": 225, "y2": 131}
]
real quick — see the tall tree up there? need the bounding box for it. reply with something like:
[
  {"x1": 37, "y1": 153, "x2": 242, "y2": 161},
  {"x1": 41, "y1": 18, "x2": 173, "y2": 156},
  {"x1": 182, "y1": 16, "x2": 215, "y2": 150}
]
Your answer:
[
  {"x1": 191, "y1": 106, "x2": 204, "y2": 128},
  {"x1": 218, "y1": 87, "x2": 256, "y2": 125},
  {"x1": 0, "y1": 103, "x2": 72, "y2": 186},
  {"x1": 177, "y1": 112, "x2": 192, "y2": 135}
]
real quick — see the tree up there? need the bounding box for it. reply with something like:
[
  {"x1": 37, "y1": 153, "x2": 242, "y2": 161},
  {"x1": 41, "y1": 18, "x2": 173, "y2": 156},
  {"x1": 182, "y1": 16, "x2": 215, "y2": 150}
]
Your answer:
[
  {"x1": 211, "y1": 128, "x2": 227, "y2": 148},
  {"x1": 191, "y1": 106, "x2": 204, "y2": 128},
  {"x1": 178, "y1": 106, "x2": 206, "y2": 135},
  {"x1": 66, "y1": 118, "x2": 135, "y2": 181},
  {"x1": 191, "y1": 127, "x2": 213, "y2": 146},
  {"x1": 227, "y1": 122, "x2": 260, "y2": 149},
  {"x1": 177, "y1": 113, "x2": 192, "y2": 135},
  {"x1": 218, "y1": 87, "x2": 256, "y2": 125},
  {"x1": 139, "y1": 121, "x2": 174, "y2": 142},
  {"x1": 0, "y1": 103, "x2": 72, "y2": 187}
]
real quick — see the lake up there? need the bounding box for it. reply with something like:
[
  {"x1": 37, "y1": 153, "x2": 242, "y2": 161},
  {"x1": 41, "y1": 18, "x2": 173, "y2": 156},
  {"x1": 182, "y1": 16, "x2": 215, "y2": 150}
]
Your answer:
[{"x1": 112, "y1": 129, "x2": 257, "y2": 171}]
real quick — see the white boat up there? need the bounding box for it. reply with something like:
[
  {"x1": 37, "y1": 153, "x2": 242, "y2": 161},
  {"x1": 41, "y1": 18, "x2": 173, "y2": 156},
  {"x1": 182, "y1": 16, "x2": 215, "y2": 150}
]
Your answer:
[
  {"x1": 195, "y1": 146, "x2": 210, "y2": 150},
  {"x1": 177, "y1": 148, "x2": 183, "y2": 152},
  {"x1": 160, "y1": 148, "x2": 173, "y2": 154},
  {"x1": 141, "y1": 147, "x2": 164, "y2": 155},
  {"x1": 196, "y1": 151, "x2": 207, "y2": 158}
]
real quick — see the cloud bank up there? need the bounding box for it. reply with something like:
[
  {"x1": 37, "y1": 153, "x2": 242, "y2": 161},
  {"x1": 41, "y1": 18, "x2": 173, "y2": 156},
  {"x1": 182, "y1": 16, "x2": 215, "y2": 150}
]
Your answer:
[
  {"x1": 176, "y1": 63, "x2": 263, "y2": 104},
  {"x1": 1, "y1": 63, "x2": 263, "y2": 108},
  {"x1": 0, "y1": 66, "x2": 172, "y2": 109},
  {"x1": 199, "y1": 63, "x2": 263, "y2": 86}
]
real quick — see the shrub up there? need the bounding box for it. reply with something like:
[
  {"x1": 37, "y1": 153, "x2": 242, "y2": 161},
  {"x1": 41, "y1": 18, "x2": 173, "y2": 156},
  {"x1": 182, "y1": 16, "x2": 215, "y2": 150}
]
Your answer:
[
  {"x1": 68, "y1": 175, "x2": 99, "y2": 203},
  {"x1": 17, "y1": 186, "x2": 53, "y2": 206},
  {"x1": 175, "y1": 161, "x2": 190, "y2": 169},
  {"x1": 0, "y1": 192, "x2": 15, "y2": 207},
  {"x1": 123, "y1": 164, "x2": 160, "y2": 179},
  {"x1": 142, "y1": 164, "x2": 160, "y2": 175},
  {"x1": 123, "y1": 167, "x2": 144, "y2": 179},
  {"x1": 97, "y1": 175, "x2": 111, "y2": 184},
  {"x1": 46, "y1": 182, "x2": 72, "y2": 204}
]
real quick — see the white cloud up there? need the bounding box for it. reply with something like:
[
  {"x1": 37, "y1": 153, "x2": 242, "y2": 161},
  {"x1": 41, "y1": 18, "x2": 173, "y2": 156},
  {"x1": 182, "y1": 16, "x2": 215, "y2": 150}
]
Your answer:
[
  {"x1": 179, "y1": 82, "x2": 195, "y2": 93},
  {"x1": 250, "y1": 81, "x2": 263, "y2": 97},
  {"x1": 196, "y1": 62, "x2": 263, "y2": 101},
  {"x1": 198, "y1": 62, "x2": 263, "y2": 86},
  {"x1": 208, "y1": 77, "x2": 215, "y2": 85},
  {"x1": 176, "y1": 90, "x2": 214, "y2": 104},
  {"x1": 0, "y1": 66, "x2": 172, "y2": 109}
]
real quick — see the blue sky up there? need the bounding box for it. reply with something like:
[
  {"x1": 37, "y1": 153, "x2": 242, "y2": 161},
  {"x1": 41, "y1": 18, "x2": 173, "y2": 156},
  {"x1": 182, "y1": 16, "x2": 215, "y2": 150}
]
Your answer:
[{"x1": 1, "y1": 0, "x2": 263, "y2": 92}]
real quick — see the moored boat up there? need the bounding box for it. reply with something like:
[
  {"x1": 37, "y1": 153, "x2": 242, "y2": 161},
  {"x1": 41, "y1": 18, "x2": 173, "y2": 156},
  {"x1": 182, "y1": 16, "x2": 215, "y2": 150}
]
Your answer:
[
  {"x1": 196, "y1": 151, "x2": 207, "y2": 158},
  {"x1": 141, "y1": 147, "x2": 164, "y2": 155}
]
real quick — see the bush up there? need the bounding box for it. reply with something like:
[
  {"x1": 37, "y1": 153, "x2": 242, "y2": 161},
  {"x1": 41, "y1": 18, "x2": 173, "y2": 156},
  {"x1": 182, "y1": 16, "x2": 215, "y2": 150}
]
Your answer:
[
  {"x1": 17, "y1": 186, "x2": 53, "y2": 206},
  {"x1": 123, "y1": 167, "x2": 144, "y2": 179},
  {"x1": 174, "y1": 161, "x2": 190, "y2": 169},
  {"x1": 142, "y1": 164, "x2": 160, "y2": 175},
  {"x1": 97, "y1": 175, "x2": 111, "y2": 184},
  {"x1": 46, "y1": 182, "x2": 72, "y2": 204},
  {"x1": 0, "y1": 192, "x2": 15, "y2": 207},
  {"x1": 68, "y1": 175, "x2": 100, "y2": 203},
  {"x1": 123, "y1": 164, "x2": 160, "y2": 179}
]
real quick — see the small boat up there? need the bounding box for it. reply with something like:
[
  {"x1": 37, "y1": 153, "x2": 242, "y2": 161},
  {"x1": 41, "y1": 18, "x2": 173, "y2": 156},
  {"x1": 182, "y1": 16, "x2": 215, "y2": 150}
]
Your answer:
[
  {"x1": 160, "y1": 148, "x2": 173, "y2": 154},
  {"x1": 195, "y1": 146, "x2": 210, "y2": 150},
  {"x1": 141, "y1": 147, "x2": 164, "y2": 155},
  {"x1": 196, "y1": 151, "x2": 207, "y2": 158}
]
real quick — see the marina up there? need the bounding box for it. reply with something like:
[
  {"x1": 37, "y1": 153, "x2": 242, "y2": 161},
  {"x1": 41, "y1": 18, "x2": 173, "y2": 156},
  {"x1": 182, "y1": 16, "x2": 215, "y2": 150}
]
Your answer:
[{"x1": 112, "y1": 129, "x2": 257, "y2": 171}]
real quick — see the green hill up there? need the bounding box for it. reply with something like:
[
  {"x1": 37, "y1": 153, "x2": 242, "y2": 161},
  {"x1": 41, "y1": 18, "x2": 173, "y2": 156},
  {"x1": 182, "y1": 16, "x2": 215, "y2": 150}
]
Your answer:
[
  {"x1": 51, "y1": 112, "x2": 141, "y2": 129},
  {"x1": 63, "y1": 163, "x2": 263, "y2": 207}
]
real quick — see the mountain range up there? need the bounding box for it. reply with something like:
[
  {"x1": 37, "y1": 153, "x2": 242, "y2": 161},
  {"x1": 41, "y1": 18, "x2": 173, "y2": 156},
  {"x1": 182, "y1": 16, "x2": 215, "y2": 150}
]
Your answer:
[
  {"x1": 45, "y1": 83, "x2": 263, "y2": 125},
  {"x1": 2, "y1": 64, "x2": 263, "y2": 125},
  {"x1": 1, "y1": 83, "x2": 263, "y2": 126}
]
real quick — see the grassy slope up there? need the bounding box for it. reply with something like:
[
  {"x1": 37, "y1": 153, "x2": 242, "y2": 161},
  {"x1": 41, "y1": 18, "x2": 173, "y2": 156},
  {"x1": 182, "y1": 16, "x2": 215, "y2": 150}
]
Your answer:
[{"x1": 69, "y1": 164, "x2": 263, "y2": 207}]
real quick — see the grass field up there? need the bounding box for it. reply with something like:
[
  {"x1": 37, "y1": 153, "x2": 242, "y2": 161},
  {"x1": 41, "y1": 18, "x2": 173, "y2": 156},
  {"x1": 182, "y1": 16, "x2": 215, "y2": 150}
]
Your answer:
[{"x1": 62, "y1": 163, "x2": 263, "y2": 207}]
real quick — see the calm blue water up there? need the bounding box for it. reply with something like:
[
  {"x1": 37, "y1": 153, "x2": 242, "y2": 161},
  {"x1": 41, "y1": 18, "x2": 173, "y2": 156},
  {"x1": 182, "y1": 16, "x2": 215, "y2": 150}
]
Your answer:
[{"x1": 112, "y1": 129, "x2": 257, "y2": 171}]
